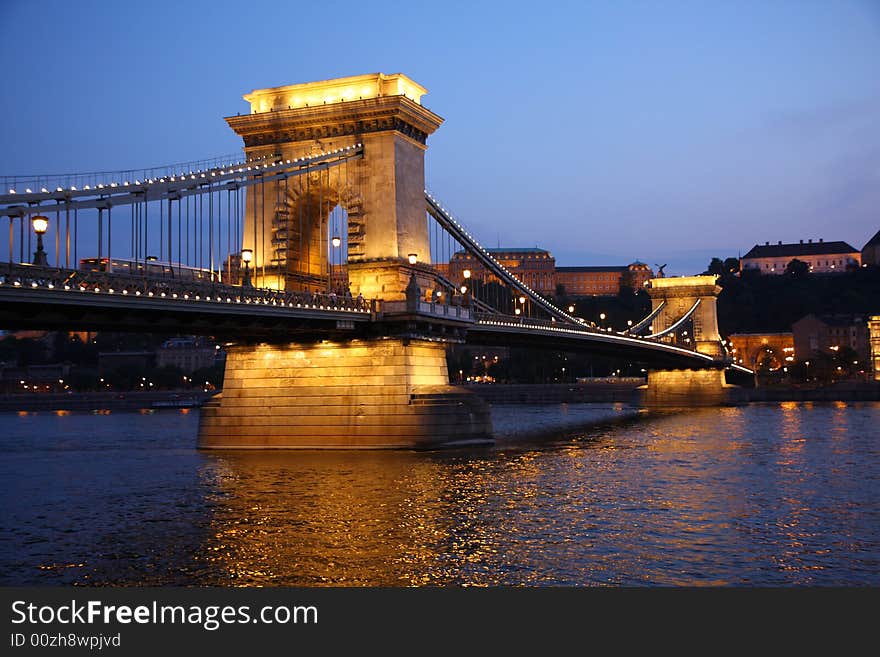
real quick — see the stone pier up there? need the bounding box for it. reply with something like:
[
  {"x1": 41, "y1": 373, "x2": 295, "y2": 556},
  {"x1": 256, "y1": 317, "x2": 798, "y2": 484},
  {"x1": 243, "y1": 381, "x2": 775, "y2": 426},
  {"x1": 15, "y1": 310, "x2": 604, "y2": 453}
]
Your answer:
[
  {"x1": 198, "y1": 338, "x2": 493, "y2": 449},
  {"x1": 642, "y1": 369, "x2": 730, "y2": 406}
]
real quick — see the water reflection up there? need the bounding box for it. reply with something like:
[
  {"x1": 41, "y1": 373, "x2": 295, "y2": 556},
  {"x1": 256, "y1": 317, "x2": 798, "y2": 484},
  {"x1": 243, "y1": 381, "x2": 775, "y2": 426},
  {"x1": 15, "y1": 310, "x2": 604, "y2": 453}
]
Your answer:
[{"x1": 1, "y1": 403, "x2": 878, "y2": 586}]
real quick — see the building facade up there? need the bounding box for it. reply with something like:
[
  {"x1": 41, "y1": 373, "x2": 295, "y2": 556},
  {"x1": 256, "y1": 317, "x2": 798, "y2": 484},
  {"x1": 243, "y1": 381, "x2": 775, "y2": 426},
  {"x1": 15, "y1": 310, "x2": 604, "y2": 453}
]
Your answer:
[
  {"x1": 156, "y1": 338, "x2": 219, "y2": 374},
  {"x1": 741, "y1": 239, "x2": 860, "y2": 274},
  {"x1": 862, "y1": 229, "x2": 880, "y2": 267},
  {"x1": 869, "y1": 316, "x2": 880, "y2": 381},
  {"x1": 556, "y1": 262, "x2": 653, "y2": 296},
  {"x1": 791, "y1": 314, "x2": 870, "y2": 363},
  {"x1": 448, "y1": 248, "x2": 556, "y2": 295}
]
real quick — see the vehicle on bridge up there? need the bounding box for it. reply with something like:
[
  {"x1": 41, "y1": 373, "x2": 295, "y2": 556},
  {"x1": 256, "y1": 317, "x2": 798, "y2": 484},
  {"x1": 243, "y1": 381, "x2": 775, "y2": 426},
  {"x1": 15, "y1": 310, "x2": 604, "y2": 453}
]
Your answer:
[{"x1": 80, "y1": 257, "x2": 213, "y2": 281}]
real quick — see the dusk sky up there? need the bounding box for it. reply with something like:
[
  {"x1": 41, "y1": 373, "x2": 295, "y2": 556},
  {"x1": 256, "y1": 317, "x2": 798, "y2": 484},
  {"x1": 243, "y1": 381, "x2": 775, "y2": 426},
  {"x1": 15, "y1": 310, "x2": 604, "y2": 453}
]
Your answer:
[{"x1": 1, "y1": 0, "x2": 878, "y2": 274}]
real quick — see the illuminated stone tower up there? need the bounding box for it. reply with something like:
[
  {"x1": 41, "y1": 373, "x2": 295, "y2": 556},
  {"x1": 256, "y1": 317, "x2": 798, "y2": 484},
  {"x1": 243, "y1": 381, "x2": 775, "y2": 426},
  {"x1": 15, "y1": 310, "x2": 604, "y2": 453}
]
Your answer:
[
  {"x1": 644, "y1": 275, "x2": 731, "y2": 405},
  {"x1": 647, "y1": 275, "x2": 724, "y2": 358},
  {"x1": 200, "y1": 74, "x2": 492, "y2": 450},
  {"x1": 226, "y1": 73, "x2": 443, "y2": 298}
]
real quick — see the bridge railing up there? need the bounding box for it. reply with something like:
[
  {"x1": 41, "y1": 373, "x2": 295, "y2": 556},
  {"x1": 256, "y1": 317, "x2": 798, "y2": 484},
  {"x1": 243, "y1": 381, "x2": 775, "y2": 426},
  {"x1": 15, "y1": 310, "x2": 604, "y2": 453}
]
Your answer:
[
  {"x1": 0, "y1": 152, "x2": 259, "y2": 197},
  {"x1": 0, "y1": 263, "x2": 371, "y2": 314},
  {"x1": 381, "y1": 299, "x2": 472, "y2": 321}
]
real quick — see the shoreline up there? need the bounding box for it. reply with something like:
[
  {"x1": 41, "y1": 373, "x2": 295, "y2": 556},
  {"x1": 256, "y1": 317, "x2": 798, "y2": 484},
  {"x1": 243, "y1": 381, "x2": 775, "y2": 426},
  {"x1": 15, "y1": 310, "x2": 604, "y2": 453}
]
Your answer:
[
  {"x1": 0, "y1": 381, "x2": 877, "y2": 413},
  {"x1": 0, "y1": 390, "x2": 214, "y2": 412}
]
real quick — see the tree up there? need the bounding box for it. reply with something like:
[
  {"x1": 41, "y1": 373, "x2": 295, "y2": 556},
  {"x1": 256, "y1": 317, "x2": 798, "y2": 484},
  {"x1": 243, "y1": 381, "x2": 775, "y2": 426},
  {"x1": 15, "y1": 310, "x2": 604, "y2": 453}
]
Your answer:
[
  {"x1": 705, "y1": 257, "x2": 725, "y2": 276},
  {"x1": 722, "y1": 257, "x2": 740, "y2": 276},
  {"x1": 785, "y1": 258, "x2": 810, "y2": 277},
  {"x1": 618, "y1": 270, "x2": 635, "y2": 297}
]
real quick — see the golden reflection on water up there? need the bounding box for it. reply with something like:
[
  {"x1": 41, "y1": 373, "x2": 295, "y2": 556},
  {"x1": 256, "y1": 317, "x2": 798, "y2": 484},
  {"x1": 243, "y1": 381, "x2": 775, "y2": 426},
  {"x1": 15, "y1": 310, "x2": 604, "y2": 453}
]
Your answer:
[
  {"x1": 197, "y1": 451, "x2": 449, "y2": 585},
  {"x1": 180, "y1": 403, "x2": 879, "y2": 587}
]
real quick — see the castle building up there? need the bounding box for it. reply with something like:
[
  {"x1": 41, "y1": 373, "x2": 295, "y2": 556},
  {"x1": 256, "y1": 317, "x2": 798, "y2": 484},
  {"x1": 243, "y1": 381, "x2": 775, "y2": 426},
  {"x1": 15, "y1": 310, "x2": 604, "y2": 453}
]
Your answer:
[
  {"x1": 448, "y1": 248, "x2": 557, "y2": 295},
  {"x1": 741, "y1": 239, "x2": 860, "y2": 274},
  {"x1": 555, "y1": 262, "x2": 653, "y2": 296}
]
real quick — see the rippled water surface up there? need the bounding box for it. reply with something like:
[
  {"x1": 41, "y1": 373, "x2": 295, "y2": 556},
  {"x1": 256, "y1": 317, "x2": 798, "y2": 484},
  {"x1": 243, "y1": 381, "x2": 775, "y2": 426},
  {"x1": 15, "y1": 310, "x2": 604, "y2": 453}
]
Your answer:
[{"x1": 1, "y1": 402, "x2": 878, "y2": 586}]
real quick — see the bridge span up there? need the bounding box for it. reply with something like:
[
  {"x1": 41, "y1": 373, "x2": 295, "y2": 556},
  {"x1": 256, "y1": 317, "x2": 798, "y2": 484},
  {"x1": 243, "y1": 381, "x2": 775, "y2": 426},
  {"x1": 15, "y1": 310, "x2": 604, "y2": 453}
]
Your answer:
[{"x1": 1, "y1": 72, "x2": 751, "y2": 449}]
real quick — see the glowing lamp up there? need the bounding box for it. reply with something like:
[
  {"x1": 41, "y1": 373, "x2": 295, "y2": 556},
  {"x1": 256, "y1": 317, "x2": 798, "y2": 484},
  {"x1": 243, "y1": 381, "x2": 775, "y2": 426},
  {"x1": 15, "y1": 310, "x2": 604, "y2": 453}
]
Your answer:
[
  {"x1": 32, "y1": 216, "x2": 49, "y2": 234},
  {"x1": 31, "y1": 215, "x2": 49, "y2": 266},
  {"x1": 240, "y1": 249, "x2": 254, "y2": 287},
  {"x1": 331, "y1": 236, "x2": 341, "y2": 248},
  {"x1": 408, "y1": 253, "x2": 418, "y2": 265}
]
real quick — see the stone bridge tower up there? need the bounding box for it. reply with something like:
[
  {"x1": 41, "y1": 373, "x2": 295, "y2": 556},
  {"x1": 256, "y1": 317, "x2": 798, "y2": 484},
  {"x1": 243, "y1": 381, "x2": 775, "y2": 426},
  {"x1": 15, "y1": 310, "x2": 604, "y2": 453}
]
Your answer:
[
  {"x1": 200, "y1": 74, "x2": 492, "y2": 450},
  {"x1": 646, "y1": 275, "x2": 723, "y2": 358},
  {"x1": 226, "y1": 73, "x2": 443, "y2": 299},
  {"x1": 643, "y1": 275, "x2": 733, "y2": 405}
]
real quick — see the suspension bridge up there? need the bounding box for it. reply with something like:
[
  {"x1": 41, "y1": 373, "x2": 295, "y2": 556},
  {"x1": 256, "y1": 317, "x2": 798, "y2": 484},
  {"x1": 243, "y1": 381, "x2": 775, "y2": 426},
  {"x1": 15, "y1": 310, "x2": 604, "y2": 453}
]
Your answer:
[{"x1": 0, "y1": 72, "x2": 751, "y2": 449}]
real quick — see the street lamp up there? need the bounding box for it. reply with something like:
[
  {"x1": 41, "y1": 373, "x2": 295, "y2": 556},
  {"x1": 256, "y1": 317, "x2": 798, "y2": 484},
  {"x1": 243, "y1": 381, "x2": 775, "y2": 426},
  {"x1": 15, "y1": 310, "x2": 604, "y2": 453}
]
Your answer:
[
  {"x1": 32, "y1": 215, "x2": 49, "y2": 266},
  {"x1": 599, "y1": 312, "x2": 606, "y2": 328},
  {"x1": 330, "y1": 236, "x2": 341, "y2": 293},
  {"x1": 408, "y1": 253, "x2": 418, "y2": 265},
  {"x1": 241, "y1": 248, "x2": 253, "y2": 287},
  {"x1": 568, "y1": 305, "x2": 575, "y2": 313},
  {"x1": 463, "y1": 269, "x2": 471, "y2": 279}
]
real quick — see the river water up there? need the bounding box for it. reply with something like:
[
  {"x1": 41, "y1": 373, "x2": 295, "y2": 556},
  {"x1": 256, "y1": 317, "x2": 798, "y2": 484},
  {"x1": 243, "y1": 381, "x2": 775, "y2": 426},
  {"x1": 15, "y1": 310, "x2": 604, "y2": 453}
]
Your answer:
[{"x1": 1, "y1": 402, "x2": 877, "y2": 586}]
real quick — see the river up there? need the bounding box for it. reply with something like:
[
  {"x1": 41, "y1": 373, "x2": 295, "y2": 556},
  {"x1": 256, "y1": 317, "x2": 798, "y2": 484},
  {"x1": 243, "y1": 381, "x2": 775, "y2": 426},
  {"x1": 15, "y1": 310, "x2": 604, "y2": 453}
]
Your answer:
[{"x1": 1, "y1": 402, "x2": 877, "y2": 586}]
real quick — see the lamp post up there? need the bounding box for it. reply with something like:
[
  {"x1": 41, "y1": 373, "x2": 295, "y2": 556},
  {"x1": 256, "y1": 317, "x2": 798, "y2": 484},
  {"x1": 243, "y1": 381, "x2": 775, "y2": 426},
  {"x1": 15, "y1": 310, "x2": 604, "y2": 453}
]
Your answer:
[
  {"x1": 241, "y1": 248, "x2": 253, "y2": 287},
  {"x1": 331, "y1": 236, "x2": 341, "y2": 293},
  {"x1": 599, "y1": 312, "x2": 606, "y2": 329},
  {"x1": 32, "y1": 215, "x2": 49, "y2": 266},
  {"x1": 519, "y1": 295, "x2": 526, "y2": 318}
]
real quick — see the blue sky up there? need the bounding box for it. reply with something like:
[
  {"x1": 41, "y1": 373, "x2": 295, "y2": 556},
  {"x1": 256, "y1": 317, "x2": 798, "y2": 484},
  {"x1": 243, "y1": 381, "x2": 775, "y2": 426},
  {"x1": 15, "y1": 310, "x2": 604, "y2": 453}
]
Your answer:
[{"x1": 1, "y1": 0, "x2": 878, "y2": 274}]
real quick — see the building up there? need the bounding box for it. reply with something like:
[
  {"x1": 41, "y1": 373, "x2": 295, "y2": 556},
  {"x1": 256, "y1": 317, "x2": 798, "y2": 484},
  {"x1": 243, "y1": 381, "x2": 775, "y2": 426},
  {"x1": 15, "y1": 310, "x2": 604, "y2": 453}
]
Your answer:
[
  {"x1": 727, "y1": 332, "x2": 795, "y2": 370},
  {"x1": 448, "y1": 248, "x2": 556, "y2": 295},
  {"x1": 741, "y1": 239, "x2": 860, "y2": 274},
  {"x1": 156, "y1": 338, "x2": 219, "y2": 373},
  {"x1": 869, "y1": 316, "x2": 880, "y2": 381},
  {"x1": 98, "y1": 351, "x2": 156, "y2": 374},
  {"x1": 556, "y1": 262, "x2": 653, "y2": 297},
  {"x1": 791, "y1": 314, "x2": 870, "y2": 363},
  {"x1": 444, "y1": 248, "x2": 652, "y2": 297},
  {"x1": 862, "y1": 229, "x2": 880, "y2": 267}
]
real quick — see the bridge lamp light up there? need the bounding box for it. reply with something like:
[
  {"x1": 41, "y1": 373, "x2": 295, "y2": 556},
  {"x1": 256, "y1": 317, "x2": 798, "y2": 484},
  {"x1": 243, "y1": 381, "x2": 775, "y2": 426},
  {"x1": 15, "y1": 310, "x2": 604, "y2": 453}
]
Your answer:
[
  {"x1": 514, "y1": 308, "x2": 521, "y2": 315},
  {"x1": 599, "y1": 312, "x2": 606, "y2": 321},
  {"x1": 627, "y1": 320, "x2": 633, "y2": 327},
  {"x1": 463, "y1": 269, "x2": 471, "y2": 279},
  {"x1": 408, "y1": 253, "x2": 418, "y2": 265},
  {"x1": 568, "y1": 305, "x2": 575, "y2": 313},
  {"x1": 241, "y1": 248, "x2": 254, "y2": 288},
  {"x1": 331, "y1": 236, "x2": 341, "y2": 248},
  {"x1": 518, "y1": 296, "x2": 526, "y2": 305},
  {"x1": 31, "y1": 215, "x2": 49, "y2": 266},
  {"x1": 460, "y1": 285, "x2": 468, "y2": 294}
]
